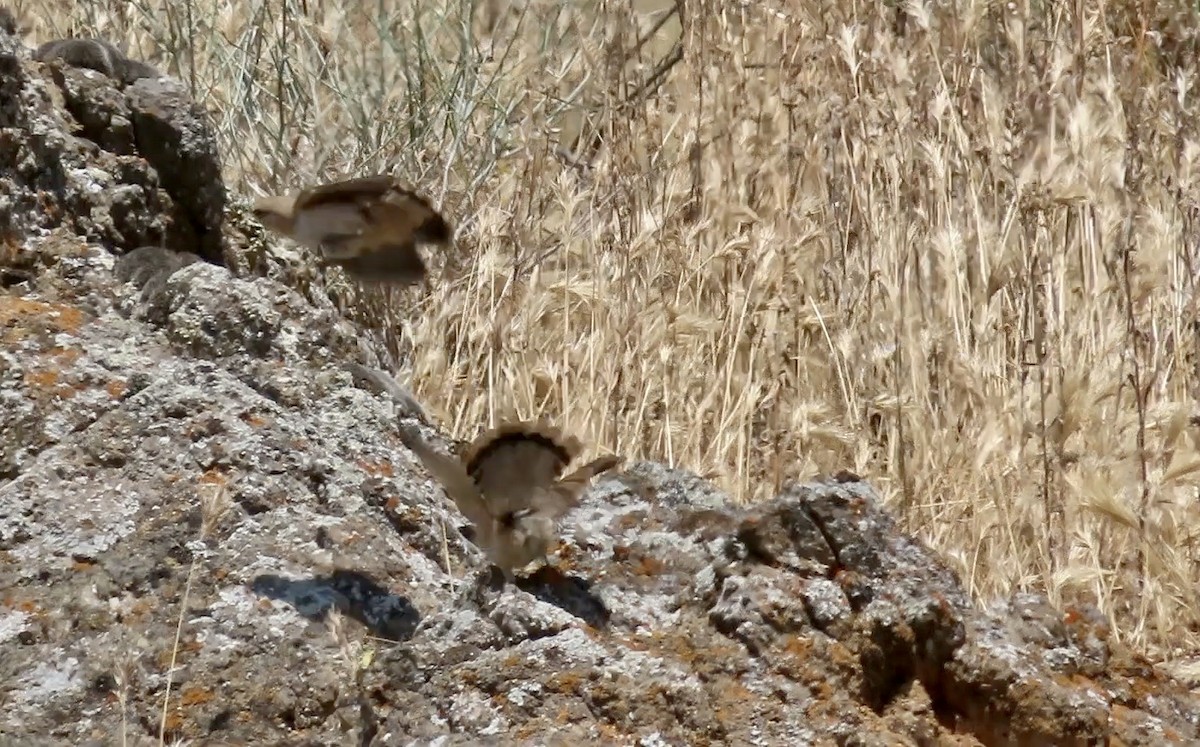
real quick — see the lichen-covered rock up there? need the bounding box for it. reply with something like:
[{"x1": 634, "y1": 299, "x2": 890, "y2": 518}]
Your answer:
[
  {"x1": 0, "y1": 20, "x2": 1197, "y2": 747},
  {"x1": 0, "y1": 25, "x2": 225, "y2": 267}
]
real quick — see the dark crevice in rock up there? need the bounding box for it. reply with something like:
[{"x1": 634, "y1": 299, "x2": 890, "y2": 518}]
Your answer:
[
  {"x1": 0, "y1": 267, "x2": 34, "y2": 287},
  {"x1": 233, "y1": 492, "x2": 270, "y2": 515},
  {"x1": 796, "y1": 498, "x2": 849, "y2": 575},
  {"x1": 356, "y1": 693, "x2": 379, "y2": 747},
  {"x1": 209, "y1": 709, "x2": 233, "y2": 733},
  {"x1": 520, "y1": 567, "x2": 612, "y2": 629}
]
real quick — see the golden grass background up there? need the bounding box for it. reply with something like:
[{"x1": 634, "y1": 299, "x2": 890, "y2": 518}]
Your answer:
[{"x1": 23, "y1": 0, "x2": 1200, "y2": 668}]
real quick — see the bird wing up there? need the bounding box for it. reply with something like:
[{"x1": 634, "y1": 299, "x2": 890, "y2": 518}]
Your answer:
[
  {"x1": 287, "y1": 178, "x2": 450, "y2": 284},
  {"x1": 532, "y1": 454, "x2": 624, "y2": 518},
  {"x1": 293, "y1": 174, "x2": 395, "y2": 211},
  {"x1": 372, "y1": 185, "x2": 454, "y2": 245},
  {"x1": 320, "y1": 237, "x2": 427, "y2": 284},
  {"x1": 331, "y1": 185, "x2": 451, "y2": 283},
  {"x1": 250, "y1": 194, "x2": 298, "y2": 235},
  {"x1": 294, "y1": 175, "x2": 450, "y2": 244},
  {"x1": 463, "y1": 421, "x2": 581, "y2": 518},
  {"x1": 542, "y1": 456, "x2": 619, "y2": 514},
  {"x1": 295, "y1": 202, "x2": 373, "y2": 254},
  {"x1": 398, "y1": 424, "x2": 491, "y2": 531},
  {"x1": 288, "y1": 175, "x2": 393, "y2": 251}
]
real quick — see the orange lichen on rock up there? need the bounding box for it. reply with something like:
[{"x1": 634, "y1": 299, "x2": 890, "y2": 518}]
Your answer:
[
  {"x1": 546, "y1": 671, "x2": 584, "y2": 695},
  {"x1": 356, "y1": 458, "x2": 395, "y2": 477},
  {"x1": 239, "y1": 411, "x2": 271, "y2": 428},
  {"x1": 179, "y1": 685, "x2": 216, "y2": 706},
  {"x1": 22, "y1": 368, "x2": 59, "y2": 391},
  {"x1": 160, "y1": 711, "x2": 184, "y2": 734},
  {"x1": 633, "y1": 554, "x2": 667, "y2": 576},
  {"x1": 0, "y1": 296, "x2": 87, "y2": 333}
]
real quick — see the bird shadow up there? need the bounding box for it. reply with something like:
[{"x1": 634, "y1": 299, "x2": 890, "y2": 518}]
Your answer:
[
  {"x1": 516, "y1": 566, "x2": 612, "y2": 629},
  {"x1": 250, "y1": 568, "x2": 420, "y2": 642}
]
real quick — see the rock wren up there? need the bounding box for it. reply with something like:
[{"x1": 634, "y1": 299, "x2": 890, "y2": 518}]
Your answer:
[
  {"x1": 252, "y1": 175, "x2": 453, "y2": 286},
  {"x1": 34, "y1": 38, "x2": 163, "y2": 85},
  {"x1": 398, "y1": 420, "x2": 622, "y2": 582}
]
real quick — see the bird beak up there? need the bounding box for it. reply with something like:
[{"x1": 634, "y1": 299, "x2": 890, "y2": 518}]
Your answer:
[{"x1": 251, "y1": 195, "x2": 297, "y2": 232}]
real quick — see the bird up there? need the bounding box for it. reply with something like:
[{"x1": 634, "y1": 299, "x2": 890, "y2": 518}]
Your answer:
[
  {"x1": 251, "y1": 175, "x2": 453, "y2": 286},
  {"x1": 33, "y1": 38, "x2": 162, "y2": 85},
  {"x1": 112, "y1": 245, "x2": 204, "y2": 305},
  {"x1": 397, "y1": 419, "x2": 623, "y2": 582},
  {"x1": 113, "y1": 245, "x2": 202, "y2": 290}
]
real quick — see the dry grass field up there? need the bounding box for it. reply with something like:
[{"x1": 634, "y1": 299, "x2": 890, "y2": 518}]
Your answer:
[{"x1": 24, "y1": 0, "x2": 1200, "y2": 669}]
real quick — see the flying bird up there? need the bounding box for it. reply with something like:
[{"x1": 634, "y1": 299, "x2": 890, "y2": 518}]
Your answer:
[
  {"x1": 398, "y1": 419, "x2": 623, "y2": 582},
  {"x1": 251, "y1": 175, "x2": 453, "y2": 286}
]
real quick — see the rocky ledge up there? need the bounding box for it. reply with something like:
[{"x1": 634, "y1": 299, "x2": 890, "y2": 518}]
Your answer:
[{"x1": 0, "y1": 22, "x2": 1197, "y2": 747}]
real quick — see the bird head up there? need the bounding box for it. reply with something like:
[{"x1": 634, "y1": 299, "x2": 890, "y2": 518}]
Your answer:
[{"x1": 251, "y1": 195, "x2": 298, "y2": 234}]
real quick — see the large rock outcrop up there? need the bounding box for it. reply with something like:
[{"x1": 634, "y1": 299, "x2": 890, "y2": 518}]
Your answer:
[
  {"x1": 0, "y1": 25, "x2": 225, "y2": 273},
  {"x1": 0, "y1": 23, "x2": 1197, "y2": 747}
]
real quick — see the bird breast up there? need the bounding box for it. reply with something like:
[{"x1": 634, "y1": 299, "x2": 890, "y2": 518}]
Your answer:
[
  {"x1": 291, "y1": 203, "x2": 369, "y2": 250},
  {"x1": 479, "y1": 512, "x2": 557, "y2": 572}
]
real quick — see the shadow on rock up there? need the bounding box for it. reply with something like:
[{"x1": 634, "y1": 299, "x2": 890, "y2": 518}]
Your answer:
[
  {"x1": 518, "y1": 566, "x2": 611, "y2": 629},
  {"x1": 251, "y1": 569, "x2": 420, "y2": 642}
]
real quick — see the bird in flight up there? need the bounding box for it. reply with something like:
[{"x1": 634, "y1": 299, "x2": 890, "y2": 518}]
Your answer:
[
  {"x1": 398, "y1": 419, "x2": 623, "y2": 582},
  {"x1": 252, "y1": 175, "x2": 453, "y2": 286}
]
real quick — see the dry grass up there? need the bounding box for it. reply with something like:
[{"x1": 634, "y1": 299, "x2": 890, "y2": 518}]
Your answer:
[{"x1": 25, "y1": 0, "x2": 1200, "y2": 662}]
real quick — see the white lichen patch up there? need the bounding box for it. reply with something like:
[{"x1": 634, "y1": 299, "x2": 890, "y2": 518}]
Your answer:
[
  {"x1": 0, "y1": 609, "x2": 31, "y2": 644},
  {"x1": 2, "y1": 472, "x2": 139, "y2": 573}
]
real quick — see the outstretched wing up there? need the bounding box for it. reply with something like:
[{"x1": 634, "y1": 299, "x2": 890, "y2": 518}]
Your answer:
[
  {"x1": 398, "y1": 424, "x2": 491, "y2": 531},
  {"x1": 294, "y1": 176, "x2": 451, "y2": 247},
  {"x1": 371, "y1": 184, "x2": 453, "y2": 245},
  {"x1": 297, "y1": 178, "x2": 451, "y2": 284},
  {"x1": 321, "y1": 237, "x2": 428, "y2": 284},
  {"x1": 293, "y1": 174, "x2": 395, "y2": 209},
  {"x1": 533, "y1": 455, "x2": 624, "y2": 518}
]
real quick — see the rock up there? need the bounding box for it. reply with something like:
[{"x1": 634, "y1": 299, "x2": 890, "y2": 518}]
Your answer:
[
  {"x1": 0, "y1": 19, "x2": 1198, "y2": 747},
  {"x1": 1, "y1": 23, "x2": 226, "y2": 268},
  {"x1": 125, "y1": 78, "x2": 225, "y2": 262}
]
